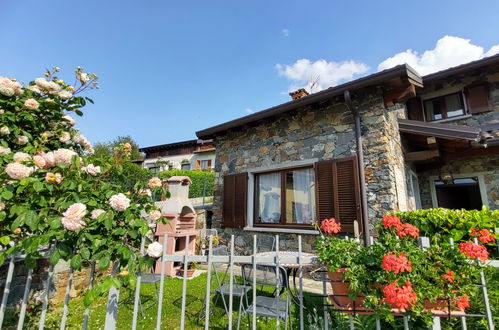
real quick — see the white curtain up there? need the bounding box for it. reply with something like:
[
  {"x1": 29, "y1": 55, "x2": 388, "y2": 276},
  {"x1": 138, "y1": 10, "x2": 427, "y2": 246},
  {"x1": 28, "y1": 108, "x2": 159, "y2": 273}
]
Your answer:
[
  {"x1": 292, "y1": 168, "x2": 315, "y2": 224},
  {"x1": 258, "y1": 173, "x2": 281, "y2": 223}
]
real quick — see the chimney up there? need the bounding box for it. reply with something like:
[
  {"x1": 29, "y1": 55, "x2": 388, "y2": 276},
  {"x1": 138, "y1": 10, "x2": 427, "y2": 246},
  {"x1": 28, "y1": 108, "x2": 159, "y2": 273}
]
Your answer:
[{"x1": 289, "y1": 88, "x2": 309, "y2": 101}]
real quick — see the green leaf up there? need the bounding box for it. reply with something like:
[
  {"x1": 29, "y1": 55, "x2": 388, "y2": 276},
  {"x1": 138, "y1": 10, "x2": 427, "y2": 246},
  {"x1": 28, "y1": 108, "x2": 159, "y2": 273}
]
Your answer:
[
  {"x1": 25, "y1": 211, "x2": 39, "y2": 231},
  {"x1": 70, "y1": 254, "x2": 82, "y2": 270},
  {"x1": 0, "y1": 236, "x2": 10, "y2": 245},
  {"x1": 104, "y1": 217, "x2": 112, "y2": 230},
  {"x1": 49, "y1": 250, "x2": 60, "y2": 265},
  {"x1": 2, "y1": 190, "x2": 13, "y2": 200},
  {"x1": 33, "y1": 182, "x2": 44, "y2": 192},
  {"x1": 99, "y1": 255, "x2": 110, "y2": 270},
  {"x1": 84, "y1": 288, "x2": 97, "y2": 307},
  {"x1": 81, "y1": 248, "x2": 90, "y2": 260}
]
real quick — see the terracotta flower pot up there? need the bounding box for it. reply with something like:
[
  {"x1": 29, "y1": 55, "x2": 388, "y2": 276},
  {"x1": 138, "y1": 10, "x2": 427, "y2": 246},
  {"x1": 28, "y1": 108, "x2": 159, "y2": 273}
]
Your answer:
[
  {"x1": 327, "y1": 268, "x2": 371, "y2": 313},
  {"x1": 422, "y1": 299, "x2": 465, "y2": 316},
  {"x1": 179, "y1": 268, "x2": 195, "y2": 278}
]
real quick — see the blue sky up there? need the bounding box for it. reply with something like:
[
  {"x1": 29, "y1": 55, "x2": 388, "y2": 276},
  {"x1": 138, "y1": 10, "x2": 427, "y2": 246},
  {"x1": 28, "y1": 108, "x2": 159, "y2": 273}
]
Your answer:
[{"x1": 1, "y1": 0, "x2": 499, "y2": 147}]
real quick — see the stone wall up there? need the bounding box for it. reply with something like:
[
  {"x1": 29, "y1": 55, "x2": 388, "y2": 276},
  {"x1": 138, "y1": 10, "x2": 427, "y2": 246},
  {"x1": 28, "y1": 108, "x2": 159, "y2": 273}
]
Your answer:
[{"x1": 212, "y1": 89, "x2": 409, "y2": 252}]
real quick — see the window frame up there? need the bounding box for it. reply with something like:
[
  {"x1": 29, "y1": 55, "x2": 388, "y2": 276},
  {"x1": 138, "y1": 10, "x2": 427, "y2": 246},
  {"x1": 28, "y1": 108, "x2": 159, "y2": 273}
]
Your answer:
[
  {"x1": 423, "y1": 91, "x2": 467, "y2": 122},
  {"x1": 253, "y1": 165, "x2": 316, "y2": 229}
]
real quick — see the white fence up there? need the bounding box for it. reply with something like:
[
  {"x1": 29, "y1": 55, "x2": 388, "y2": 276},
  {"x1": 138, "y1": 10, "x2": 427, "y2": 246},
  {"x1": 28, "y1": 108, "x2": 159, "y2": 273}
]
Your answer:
[{"x1": 0, "y1": 234, "x2": 496, "y2": 329}]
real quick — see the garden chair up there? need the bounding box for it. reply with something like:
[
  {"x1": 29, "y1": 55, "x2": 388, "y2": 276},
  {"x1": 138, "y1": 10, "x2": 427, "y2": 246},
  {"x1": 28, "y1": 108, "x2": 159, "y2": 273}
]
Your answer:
[
  {"x1": 197, "y1": 245, "x2": 250, "y2": 324},
  {"x1": 256, "y1": 234, "x2": 276, "y2": 253},
  {"x1": 239, "y1": 263, "x2": 292, "y2": 330}
]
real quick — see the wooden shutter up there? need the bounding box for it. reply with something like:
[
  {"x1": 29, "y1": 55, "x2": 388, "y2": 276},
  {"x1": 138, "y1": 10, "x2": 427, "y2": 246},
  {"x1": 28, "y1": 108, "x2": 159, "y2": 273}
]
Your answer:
[
  {"x1": 315, "y1": 156, "x2": 361, "y2": 234},
  {"x1": 195, "y1": 160, "x2": 201, "y2": 170},
  {"x1": 207, "y1": 159, "x2": 212, "y2": 168},
  {"x1": 406, "y1": 97, "x2": 424, "y2": 121},
  {"x1": 222, "y1": 173, "x2": 248, "y2": 228},
  {"x1": 465, "y1": 84, "x2": 491, "y2": 114}
]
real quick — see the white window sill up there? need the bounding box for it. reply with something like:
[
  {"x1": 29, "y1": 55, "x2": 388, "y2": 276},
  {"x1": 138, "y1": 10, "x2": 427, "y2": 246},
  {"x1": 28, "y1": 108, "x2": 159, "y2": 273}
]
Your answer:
[
  {"x1": 243, "y1": 226, "x2": 319, "y2": 235},
  {"x1": 431, "y1": 114, "x2": 471, "y2": 123}
]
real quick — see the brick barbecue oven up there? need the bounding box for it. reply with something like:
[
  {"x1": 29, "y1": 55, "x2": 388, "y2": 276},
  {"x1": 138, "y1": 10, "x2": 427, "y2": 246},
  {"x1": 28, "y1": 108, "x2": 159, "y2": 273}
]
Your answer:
[{"x1": 154, "y1": 176, "x2": 198, "y2": 276}]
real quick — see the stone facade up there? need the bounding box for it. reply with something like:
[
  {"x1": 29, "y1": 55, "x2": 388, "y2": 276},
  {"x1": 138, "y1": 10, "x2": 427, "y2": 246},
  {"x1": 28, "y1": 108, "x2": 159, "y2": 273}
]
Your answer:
[
  {"x1": 212, "y1": 89, "x2": 409, "y2": 253},
  {"x1": 414, "y1": 64, "x2": 499, "y2": 210}
]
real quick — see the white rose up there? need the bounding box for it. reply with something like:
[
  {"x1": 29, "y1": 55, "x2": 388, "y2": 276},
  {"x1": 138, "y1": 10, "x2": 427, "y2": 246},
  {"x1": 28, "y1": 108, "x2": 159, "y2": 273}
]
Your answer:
[
  {"x1": 15, "y1": 136, "x2": 29, "y2": 145},
  {"x1": 54, "y1": 148, "x2": 77, "y2": 165},
  {"x1": 5, "y1": 163, "x2": 33, "y2": 179},
  {"x1": 82, "y1": 164, "x2": 101, "y2": 176},
  {"x1": 13, "y1": 152, "x2": 31, "y2": 163},
  {"x1": 24, "y1": 98, "x2": 39, "y2": 110},
  {"x1": 58, "y1": 91, "x2": 72, "y2": 100},
  {"x1": 149, "y1": 210, "x2": 162, "y2": 221},
  {"x1": 146, "y1": 242, "x2": 163, "y2": 258},
  {"x1": 78, "y1": 72, "x2": 89, "y2": 83},
  {"x1": 109, "y1": 193, "x2": 131, "y2": 211},
  {"x1": 0, "y1": 146, "x2": 11, "y2": 155},
  {"x1": 63, "y1": 115, "x2": 76, "y2": 126},
  {"x1": 0, "y1": 127, "x2": 9, "y2": 135},
  {"x1": 91, "y1": 209, "x2": 105, "y2": 219},
  {"x1": 59, "y1": 132, "x2": 71, "y2": 144},
  {"x1": 148, "y1": 177, "x2": 162, "y2": 189}
]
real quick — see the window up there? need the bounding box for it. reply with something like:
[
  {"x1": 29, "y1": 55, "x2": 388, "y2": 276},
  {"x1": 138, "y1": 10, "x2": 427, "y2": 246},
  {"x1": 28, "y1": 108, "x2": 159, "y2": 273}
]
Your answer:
[
  {"x1": 146, "y1": 164, "x2": 160, "y2": 173},
  {"x1": 254, "y1": 167, "x2": 316, "y2": 226},
  {"x1": 424, "y1": 92, "x2": 465, "y2": 121},
  {"x1": 434, "y1": 177, "x2": 483, "y2": 210},
  {"x1": 181, "y1": 163, "x2": 191, "y2": 170},
  {"x1": 200, "y1": 160, "x2": 210, "y2": 169}
]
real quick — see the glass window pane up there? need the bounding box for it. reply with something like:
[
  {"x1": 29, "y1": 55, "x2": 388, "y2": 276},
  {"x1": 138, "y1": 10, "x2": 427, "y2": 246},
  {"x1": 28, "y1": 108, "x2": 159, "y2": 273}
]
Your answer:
[
  {"x1": 424, "y1": 100, "x2": 435, "y2": 121},
  {"x1": 445, "y1": 94, "x2": 464, "y2": 118},
  {"x1": 255, "y1": 172, "x2": 281, "y2": 223},
  {"x1": 285, "y1": 168, "x2": 316, "y2": 224}
]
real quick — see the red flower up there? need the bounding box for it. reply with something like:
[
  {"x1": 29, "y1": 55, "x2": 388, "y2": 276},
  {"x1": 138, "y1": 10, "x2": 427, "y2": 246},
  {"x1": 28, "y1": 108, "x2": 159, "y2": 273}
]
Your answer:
[
  {"x1": 458, "y1": 241, "x2": 489, "y2": 261},
  {"x1": 455, "y1": 295, "x2": 470, "y2": 310},
  {"x1": 382, "y1": 252, "x2": 412, "y2": 273},
  {"x1": 383, "y1": 280, "x2": 417, "y2": 309},
  {"x1": 396, "y1": 223, "x2": 420, "y2": 239},
  {"x1": 470, "y1": 228, "x2": 496, "y2": 244},
  {"x1": 442, "y1": 270, "x2": 455, "y2": 283},
  {"x1": 320, "y1": 218, "x2": 341, "y2": 234},
  {"x1": 382, "y1": 215, "x2": 402, "y2": 230}
]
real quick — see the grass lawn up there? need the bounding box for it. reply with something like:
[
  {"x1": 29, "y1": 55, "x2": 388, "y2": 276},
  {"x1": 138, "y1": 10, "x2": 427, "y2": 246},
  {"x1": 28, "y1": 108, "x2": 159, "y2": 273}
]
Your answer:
[{"x1": 8, "y1": 272, "x2": 325, "y2": 330}]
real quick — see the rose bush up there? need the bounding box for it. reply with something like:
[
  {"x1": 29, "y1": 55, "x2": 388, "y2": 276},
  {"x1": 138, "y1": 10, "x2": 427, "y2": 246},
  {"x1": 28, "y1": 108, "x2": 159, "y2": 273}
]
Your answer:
[{"x1": 0, "y1": 67, "x2": 165, "y2": 303}]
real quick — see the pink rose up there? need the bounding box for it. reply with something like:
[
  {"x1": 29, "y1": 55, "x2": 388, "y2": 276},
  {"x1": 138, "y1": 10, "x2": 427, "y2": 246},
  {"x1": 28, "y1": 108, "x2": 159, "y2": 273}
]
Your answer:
[
  {"x1": 62, "y1": 115, "x2": 76, "y2": 126},
  {"x1": 33, "y1": 155, "x2": 47, "y2": 168},
  {"x1": 54, "y1": 148, "x2": 77, "y2": 165},
  {"x1": 62, "y1": 203, "x2": 87, "y2": 222},
  {"x1": 13, "y1": 152, "x2": 31, "y2": 163},
  {"x1": 148, "y1": 177, "x2": 162, "y2": 189},
  {"x1": 24, "y1": 98, "x2": 39, "y2": 110}
]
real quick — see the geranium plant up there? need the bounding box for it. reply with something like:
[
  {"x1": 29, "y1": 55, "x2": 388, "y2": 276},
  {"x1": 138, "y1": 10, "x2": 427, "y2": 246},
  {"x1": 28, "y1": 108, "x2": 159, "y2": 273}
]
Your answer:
[
  {"x1": 316, "y1": 214, "x2": 493, "y2": 326},
  {"x1": 0, "y1": 67, "x2": 166, "y2": 303}
]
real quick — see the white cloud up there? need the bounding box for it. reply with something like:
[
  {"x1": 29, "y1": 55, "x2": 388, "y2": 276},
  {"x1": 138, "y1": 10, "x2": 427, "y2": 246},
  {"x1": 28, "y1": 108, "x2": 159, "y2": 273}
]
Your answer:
[
  {"x1": 378, "y1": 36, "x2": 499, "y2": 75},
  {"x1": 276, "y1": 59, "x2": 369, "y2": 92},
  {"x1": 282, "y1": 29, "x2": 289, "y2": 37},
  {"x1": 245, "y1": 108, "x2": 254, "y2": 114}
]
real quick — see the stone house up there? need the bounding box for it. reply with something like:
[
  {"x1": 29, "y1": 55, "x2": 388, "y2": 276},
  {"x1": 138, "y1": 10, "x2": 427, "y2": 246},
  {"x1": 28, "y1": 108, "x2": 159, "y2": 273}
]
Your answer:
[
  {"x1": 196, "y1": 54, "x2": 499, "y2": 252},
  {"x1": 139, "y1": 139, "x2": 215, "y2": 173}
]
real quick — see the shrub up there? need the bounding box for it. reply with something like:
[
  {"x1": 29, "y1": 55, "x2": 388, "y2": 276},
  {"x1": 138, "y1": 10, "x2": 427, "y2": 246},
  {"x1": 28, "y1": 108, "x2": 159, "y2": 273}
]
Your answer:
[{"x1": 157, "y1": 169, "x2": 214, "y2": 198}]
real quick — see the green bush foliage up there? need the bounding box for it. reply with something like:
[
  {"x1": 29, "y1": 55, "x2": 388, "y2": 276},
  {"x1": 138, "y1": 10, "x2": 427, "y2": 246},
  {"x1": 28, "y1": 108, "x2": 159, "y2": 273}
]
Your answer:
[
  {"x1": 157, "y1": 169, "x2": 214, "y2": 198},
  {"x1": 395, "y1": 206, "x2": 498, "y2": 242}
]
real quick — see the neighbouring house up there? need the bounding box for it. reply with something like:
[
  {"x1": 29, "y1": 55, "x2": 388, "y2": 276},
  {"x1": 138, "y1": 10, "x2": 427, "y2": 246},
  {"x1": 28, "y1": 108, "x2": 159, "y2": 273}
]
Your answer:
[
  {"x1": 138, "y1": 139, "x2": 216, "y2": 173},
  {"x1": 196, "y1": 54, "x2": 499, "y2": 252}
]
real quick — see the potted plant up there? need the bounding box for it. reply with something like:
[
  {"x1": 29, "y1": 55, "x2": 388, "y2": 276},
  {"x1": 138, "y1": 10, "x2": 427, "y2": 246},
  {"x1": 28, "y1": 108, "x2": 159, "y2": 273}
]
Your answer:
[
  {"x1": 315, "y1": 218, "x2": 365, "y2": 310},
  {"x1": 178, "y1": 262, "x2": 197, "y2": 278},
  {"x1": 315, "y1": 215, "x2": 492, "y2": 324}
]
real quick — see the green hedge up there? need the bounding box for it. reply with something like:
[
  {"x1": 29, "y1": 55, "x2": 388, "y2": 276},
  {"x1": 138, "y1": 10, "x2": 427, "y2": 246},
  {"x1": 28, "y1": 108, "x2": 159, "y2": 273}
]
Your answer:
[
  {"x1": 158, "y1": 170, "x2": 215, "y2": 198},
  {"x1": 395, "y1": 206, "x2": 498, "y2": 242},
  {"x1": 106, "y1": 162, "x2": 152, "y2": 192}
]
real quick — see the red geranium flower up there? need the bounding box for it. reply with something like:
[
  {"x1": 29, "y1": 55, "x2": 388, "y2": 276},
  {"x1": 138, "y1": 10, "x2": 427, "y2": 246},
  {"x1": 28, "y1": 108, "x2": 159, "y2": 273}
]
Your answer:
[
  {"x1": 470, "y1": 228, "x2": 496, "y2": 244},
  {"x1": 396, "y1": 223, "x2": 419, "y2": 239},
  {"x1": 383, "y1": 280, "x2": 417, "y2": 309},
  {"x1": 382, "y1": 252, "x2": 412, "y2": 273},
  {"x1": 382, "y1": 215, "x2": 402, "y2": 230},
  {"x1": 458, "y1": 241, "x2": 489, "y2": 261},
  {"x1": 442, "y1": 270, "x2": 455, "y2": 283},
  {"x1": 455, "y1": 295, "x2": 470, "y2": 310},
  {"x1": 320, "y1": 218, "x2": 341, "y2": 234}
]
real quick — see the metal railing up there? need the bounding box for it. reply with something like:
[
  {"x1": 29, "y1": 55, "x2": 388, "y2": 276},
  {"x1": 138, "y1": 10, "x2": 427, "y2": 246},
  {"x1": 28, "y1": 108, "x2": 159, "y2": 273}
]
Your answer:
[{"x1": 0, "y1": 234, "x2": 496, "y2": 329}]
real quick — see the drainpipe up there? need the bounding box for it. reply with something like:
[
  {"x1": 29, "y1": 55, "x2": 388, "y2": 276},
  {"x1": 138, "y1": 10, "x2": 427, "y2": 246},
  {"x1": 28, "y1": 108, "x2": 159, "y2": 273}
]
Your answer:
[{"x1": 344, "y1": 90, "x2": 371, "y2": 246}]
